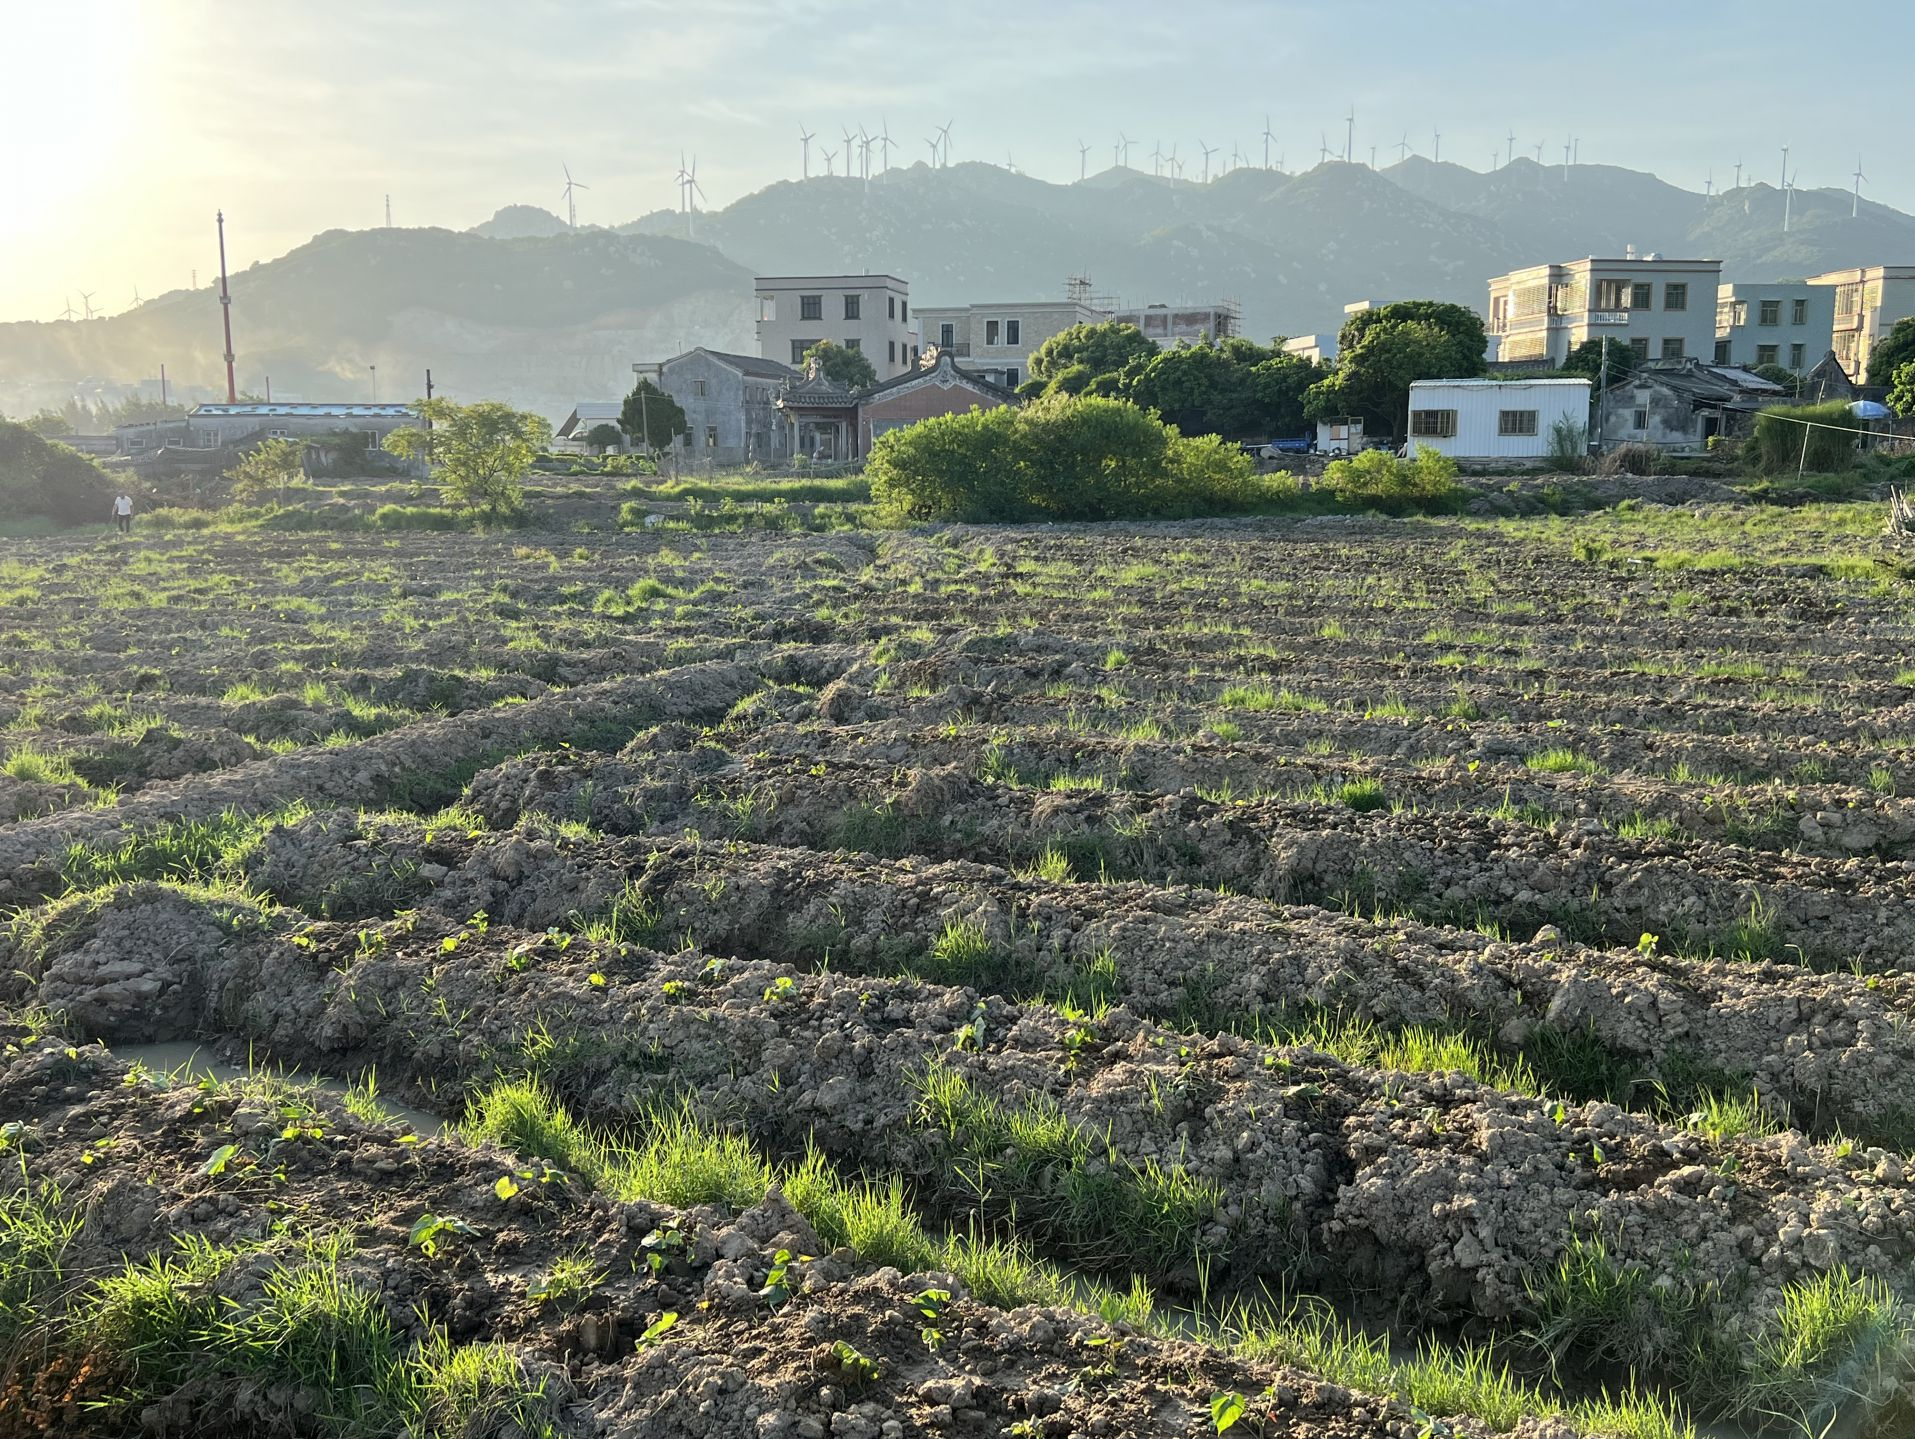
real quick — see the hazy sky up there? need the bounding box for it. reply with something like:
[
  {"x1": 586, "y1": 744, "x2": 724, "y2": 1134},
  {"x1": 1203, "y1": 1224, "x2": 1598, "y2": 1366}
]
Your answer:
[{"x1": 4, "y1": 0, "x2": 1909, "y2": 323}]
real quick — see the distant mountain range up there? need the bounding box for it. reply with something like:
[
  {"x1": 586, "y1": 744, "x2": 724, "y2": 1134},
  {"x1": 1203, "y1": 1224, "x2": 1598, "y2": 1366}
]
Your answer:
[{"x1": 3, "y1": 160, "x2": 1910, "y2": 420}]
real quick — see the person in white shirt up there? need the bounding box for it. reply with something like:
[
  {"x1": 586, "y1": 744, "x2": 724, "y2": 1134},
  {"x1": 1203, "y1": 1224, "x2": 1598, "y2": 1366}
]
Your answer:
[{"x1": 111, "y1": 493, "x2": 133, "y2": 535}]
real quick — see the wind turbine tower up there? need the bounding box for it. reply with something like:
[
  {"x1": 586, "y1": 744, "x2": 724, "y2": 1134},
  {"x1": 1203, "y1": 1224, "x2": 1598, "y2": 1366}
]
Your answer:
[
  {"x1": 1395, "y1": 132, "x2": 1409, "y2": 163},
  {"x1": 79, "y1": 291, "x2": 96, "y2": 321},
  {"x1": 1505, "y1": 130, "x2": 1516, "y2": 167},
  {"x1": 798, "y1": 125, "x2": 815, "y2": 178},
  {"x1": 560, "y1": 164, "x2": 588, "y2": 228},
  {"x1": 1199, "y1": 140, "x2": 1217, "y2": 183},
  {"x1": 1262, "y1": 115, "x2": 1275, "y2": 170},
  {"x1": 1852, "y1": 156, "x2": 1866, "y2": 217},
  {"x1": 1078, "y1": 139, "x2": 1091, "y2": 181},
  {"x1": 937, "y1": 120, "x2": 953, "y2": 167},
  {"x1": 1432, "y1": 130, "x2": 1441, "y2": 163},
  {"x1": 1780, "y1": 144, "x2": 1789, "y2": 193},
  {"x1": 1344, "y1": 104, "x2": 1355, "y2": 162}
]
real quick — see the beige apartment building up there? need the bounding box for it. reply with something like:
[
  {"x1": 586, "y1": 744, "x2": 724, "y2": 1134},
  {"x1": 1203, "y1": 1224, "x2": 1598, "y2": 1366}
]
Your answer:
[
  {"x1": 913, "y1": 297, "x2": 1104, "y2": 390},
  {"x1": 1487, "y1": 255, "x2": 1722, "y2": 368},
  {"x1": 754, "y1": 274, "x2": 919, "y2": 380},
  {"x1": 1805, "y1": 266, "x2": 1915, "y2": 380}
]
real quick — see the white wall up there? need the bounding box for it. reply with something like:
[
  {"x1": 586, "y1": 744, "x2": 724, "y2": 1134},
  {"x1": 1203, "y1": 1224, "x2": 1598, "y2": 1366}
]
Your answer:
[{"x1": 1407, "y1": 381, "x2": 1590, "y2": 458}]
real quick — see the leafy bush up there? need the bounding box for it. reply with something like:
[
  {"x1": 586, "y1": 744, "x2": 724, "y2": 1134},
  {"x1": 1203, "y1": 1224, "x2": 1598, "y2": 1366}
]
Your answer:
[
  {"x1": 868, "y1": 394, "x2": 1257, "y2": 522},
  {"x1": 0, "y1": 419, "x2": 117, "y2": 525},
  {"x1": 373, "y1": 504, "x2": 463, "y2": 531},
  {"x1": 1750, "y1": 403, "x2": 1860, "y2": 476},
  {"x1": 1322, "y1": 446, "x2": 1460, "y2": 513}
]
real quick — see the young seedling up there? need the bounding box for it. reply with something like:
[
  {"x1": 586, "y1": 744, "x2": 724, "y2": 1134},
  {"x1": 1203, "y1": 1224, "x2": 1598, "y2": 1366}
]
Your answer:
[
  {"x1": 1210, "y1": 1392, "x2": 1248, "y2": 1433},
  {"x1": 637, "y1": 1311, "x2": 680, "y2": 1347},
  {"x1": 408, "y1": 1212, "x2": 478, "y2": 1257}
]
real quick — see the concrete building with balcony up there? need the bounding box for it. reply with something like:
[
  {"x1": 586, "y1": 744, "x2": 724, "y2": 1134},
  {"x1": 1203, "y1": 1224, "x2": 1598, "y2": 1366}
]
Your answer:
[
  {"x1": 1714, "y1": 283, "x2": 1834, "y2": 373},
  {"x1": 754, "y1": 274, "x2": 918, "y2": 381},
  {"x1": 1806, "y1": 266, "x2": 1915, "y2": 380},
  {"x1": 914, "y1": 297, "x2": 1103, "y2": 391},
  {"x1": 1487, "y1": 255, "x2": 1722, "y2": 369}
]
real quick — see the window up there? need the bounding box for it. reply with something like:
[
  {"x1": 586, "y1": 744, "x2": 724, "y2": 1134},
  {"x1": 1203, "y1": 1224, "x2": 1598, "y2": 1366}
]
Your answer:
[
  {"x1": 1792, "y1": 298, "x2": 1808, "y2": 325},
  {"x1": 1664, "y1": 283, "x2": 1688, "y2": 311},
  {"x1": 843, "y1": 294, "x2": 860, "y2": 320},
  {"x1": 900, "y1": 301, "x2": 907, "y2": 323},
  {"x1": 1756, "y1": 344, "x2": 1780, "y2": 366},
  {"x1": 1661, "y1": 337, "x2": 1685, "y2": 360},
  {"x1": 1758, "y1": 299, "x2": 1781, "y2": 326},
  {"x1": 1005, "y1": 319, "x2": 1021, "y2": 346},
  {"x1": 692, "y1": 379, "x2": 708, "y2": 397},
  {"x1": 267, "y1": 428, "x2": 289, "y2": 438},
  {"x1": 887, "y1": 296, "x2": 896, "y2": 319},
  {"x1": 1409, "y1": 409, "x2": 1457, "y2": 438},
  {"x1": 888, "y1": 340, "x2": 896, "y2": 364},
  {"x1": 703, "y1": 425, "x2": 718, "y2": 450},
  {"x1": 791, "y1": 339, "x2": 820, "y2": 365},
  {"x1": 1498, "y1": 409, "x2": 1538, "y2": 436},
  {"x1": 912, "y1": 345, "x2": 919, "y2": 365},
  {"x1": 799, "y1": 294, "x2": 823, "y2": 321},
  {"x1": 365, "y1": 431, "x2": 382, "y2": 452},
  {"x1": 985, "y1": 319, "x2": 1000, "y2": 346},
  {"x1": 1632, "y1": 408, "x2": 1649, "y2": 432},
  {"x1": 1714, "y1": 340, "x2": 1731, "y2": 364},
  {"x1": 1631, "y1": 282, "x2": 1653, "y2": 310},
  {"x1": 1629, "y1": 337, "x2": 1650, "y2": 361},
  {"x1": 1789, "y1": 344, "x2": 1805, "y2": 369},
  {"x1": 1596, "y1": 279, "x2": 1628, "y2": 310},
  {"x1": 1836, "y1": 285, "x2": 1862, "y2": 318},
  {"x1": 1004, "y1": 367, "x2": 1018, "y2": 387},
  {"x1": 843, "y1": 338, "x2": 861, "y2": 352}
]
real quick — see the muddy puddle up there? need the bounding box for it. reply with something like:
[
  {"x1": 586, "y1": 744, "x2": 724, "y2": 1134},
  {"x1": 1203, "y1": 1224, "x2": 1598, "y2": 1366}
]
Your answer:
[{"x1": 109, "y1": 1040, "x2": 447, "y2": 1135}]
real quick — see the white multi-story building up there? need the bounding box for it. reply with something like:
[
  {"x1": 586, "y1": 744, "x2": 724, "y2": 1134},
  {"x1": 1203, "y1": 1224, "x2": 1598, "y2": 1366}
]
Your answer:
[
  {"x1": 913, "y1": 297, "x2": 1104, "y2": 390},
  {"x1": 1805, "y1": 266, "x2": 1915, "y2": 381},
  {"x1": 1487, "y1": 255, "x2": 1721, "y2": 369},
  {"x1": 754, "y1": 274, "x2": 918, "y2": 380},
  {"x1": 1713, "y1": 283, "x2": 1834, "y2": 374}
]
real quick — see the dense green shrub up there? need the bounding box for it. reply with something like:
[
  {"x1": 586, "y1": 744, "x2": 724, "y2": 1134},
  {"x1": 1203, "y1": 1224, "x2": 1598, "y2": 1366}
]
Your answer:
[
  {"x1": 1750, "y1": 403, "x2": 1860, "y2": 475},
  {"x1": 1323, "y1": 446, "x2": 1461, "y2": 513},
  {"x1": 868, "y1": 394, "x2": 1256, "y2": 522},
  {"x1": 0, "y1": 419, "x2": 117, "y2": 525}
]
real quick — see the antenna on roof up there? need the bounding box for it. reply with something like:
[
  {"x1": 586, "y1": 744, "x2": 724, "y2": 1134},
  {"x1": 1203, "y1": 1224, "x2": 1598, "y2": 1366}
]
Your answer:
[
  {"x1": 798, "y1": 124, "x2": 815, "y2": 179},
  {"x1": 560, "y1": 164, "x2": 588, "y2": 229},
  {"x1": 215, "y1": 211, "x2": 238, "y2": 402}
]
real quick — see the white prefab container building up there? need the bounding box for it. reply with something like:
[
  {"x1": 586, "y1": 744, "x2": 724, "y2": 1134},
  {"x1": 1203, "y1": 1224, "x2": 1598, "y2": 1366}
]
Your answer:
[{"x1": 1405, "y1": 378, "x2": 1591, "y2": 459}]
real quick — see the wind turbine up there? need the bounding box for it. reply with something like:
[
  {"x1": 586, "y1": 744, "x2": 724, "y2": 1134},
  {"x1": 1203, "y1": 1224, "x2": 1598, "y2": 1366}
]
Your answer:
[
  {"x1": 130, "y1": 284, "x2": 141, "y2": 307},
  {"x1": 1395, "y1": 131, "x2": 1410, "y2": 163},
  {"x1": 1344, "y1": 104, "x2": 1355, "y2": 162},
  {"x1": 560, "y1": 163, "x2": 587, "y2": 228},
  {"x1": 1369, "y1": 145, "x2": 1376, "y2": 170},
  {"x1": 1150, "y1": 141, "x2": 1163, "y2": 177},
  {"x1": 1432, "y1": 129, "x2": 1441, "y2": 164},
  {"x1": 1505, "y1": 130, "x2": 1516, "y2": 167},
  {"x1": 1004, "y1": 148, "x2": 1018, "y2": 175},
  {"x1": 1779, "y1": 143, "x2": 1789, "y2": 193},
  {"x1": 1166, "y1": 141, "x2": 1180, "y2": 182},
  {"x1": 798, "y1": 125, "x2": 815, "y2": 179},
  {"x1": 1199, "y1": 139, "x2": 1217, "y2": 183},
  {"x1": 1852, "y1": 156, "x2": 1866, "y2": 217},
  {"x1": 1118, "y1": 132, "x2": 1135, "y2": 169},
  {"x1": 1734, "y1": 158, "x2": 1743, "y2": 190},
  {"x1": 858, "y1": 126, "x2": 873, "y2": 187},
  {"x1": 79, "y1": 290, "x2": 96, "y2": 320},
  {"x1": 1704, "y1": 168, "x2": 1714, "y2": 197},
  {"x1": 1783, "y1": 169, "x2": 1796, "y2": 233},
  {"x1": 1319, "y1": 132, "x2": 1331, "y2": 165},
  {"x1": 1533, "y1": 140, "x2": 1544, "y2": 163},
  {"x1": 877, "y1": 119, "x2": 894, "y2": 175},
  {"x1": 937, "y1": 120, "x2": 953, "y2": 167},
  {"x1": 58, "y1": 296, "x2": 77, "y2": 322},
  {"x1": 682, "y1": 157, "x2": 705, "y2": 238},
  {"x1": 1078, "y1": 139, "x2": 1091, "y2": 181},
  {"x1": 841, "y1": 125, "x2": 858, "y2": 176},
  {"x1": 825, "y1": 147, "x2": 838, "y2": 176},
  {"x1": 1262, "y1": 114, "x2": 1275, "y2": 170}
]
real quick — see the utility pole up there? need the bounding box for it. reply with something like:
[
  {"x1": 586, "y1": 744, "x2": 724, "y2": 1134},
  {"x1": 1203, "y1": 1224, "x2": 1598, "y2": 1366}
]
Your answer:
[
  {"x1": 160, "y1": 364, "x2": 168, "y2": 410},
  {"x1": 370, "y1": 364, "x2": 378, "y2": 402},
  {"x1": 216, "y1": 211, "x2": 237, "y2": 403},
  {"x1": 1596, "y1": 335, "x2": 1609, "y2": 456},
  {"x1": 425, "y1": 368, "x2": 434, "y2": 401}
]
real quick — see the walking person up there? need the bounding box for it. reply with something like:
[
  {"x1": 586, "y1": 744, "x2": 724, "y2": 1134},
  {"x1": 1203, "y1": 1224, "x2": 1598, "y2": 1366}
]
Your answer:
[{"x1": 111, "y1": 491, "x2": 134, "y2": 535}]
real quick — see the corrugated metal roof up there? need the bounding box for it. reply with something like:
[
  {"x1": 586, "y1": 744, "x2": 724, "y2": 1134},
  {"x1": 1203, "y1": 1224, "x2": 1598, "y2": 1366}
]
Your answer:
[
  {"x1": 189, "y1": 403, "x2": 415, "y2": 418},
  {"x1": 1411, "y1": 378, "x2": 1592, "y2": 388}
]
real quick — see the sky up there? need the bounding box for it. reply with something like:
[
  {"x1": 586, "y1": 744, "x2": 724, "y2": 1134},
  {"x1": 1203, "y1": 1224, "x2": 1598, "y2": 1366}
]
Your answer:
[{"x1": 2, "y1": 0, "x2": 1910, "y2": 323}]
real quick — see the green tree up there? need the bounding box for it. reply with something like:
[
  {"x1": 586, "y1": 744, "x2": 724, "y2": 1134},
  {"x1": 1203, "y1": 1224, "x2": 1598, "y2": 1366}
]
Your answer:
[
  {"x1": 22, "y1": 410, "x2": 72, "y2": 439},
  {"x1": 1027, "y1": 322, "x2": 1158, "y2": 389},
  {"x1": 0, "y1": 419, "x2": 115, "y2": 525},
  {"x1": 1306, "y1": 319, "x2": 1467, "y2": 437},
  {"x1": 1867, "y1": 317, "x2": 1915, "y2": 388},
  {"x1": 1118, "y1": 340, "x2": 1319, "y2": 440},
  {"x1": 585, "y1": 422, "x2": 624, "y2": 454},
  {"x1": 619, "y1": 380, "x2": 689, "y2": 454},
  {"x1": 1562, "y1": 338, "x2": 1635, "y2": 385},
  {"x1": 1887, "y1": 360, "x2": 1915, "y2": 419},
  {"x1": 1750, "y1": 402, "x2": 1860, "y2": 475},
  {"x1": 1324, "y1": 446, "x2": 1461, "y2": 513},
  {"x1": 225, "y1": 437, "x2": 307, "y2": 506},
  {"x1": 384, "y1": 399, "x2": 549, "y2": 518},
  {"x1": 867, "y1": 393, "x2": 1255, "y2": 522},
  {"x1": 802, "y1": 340, "x2": 877, "y2": 390}
]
